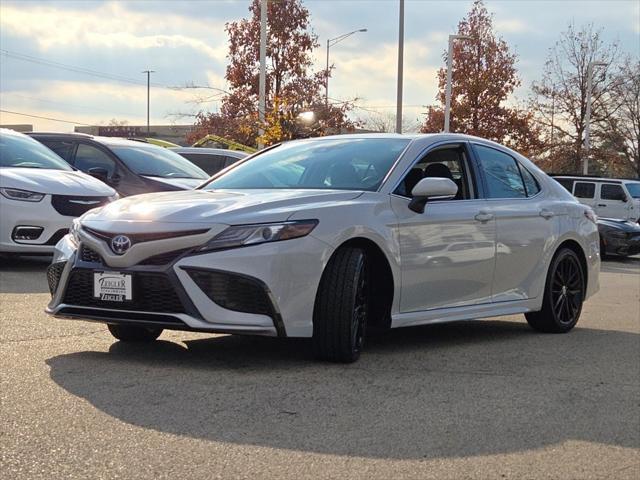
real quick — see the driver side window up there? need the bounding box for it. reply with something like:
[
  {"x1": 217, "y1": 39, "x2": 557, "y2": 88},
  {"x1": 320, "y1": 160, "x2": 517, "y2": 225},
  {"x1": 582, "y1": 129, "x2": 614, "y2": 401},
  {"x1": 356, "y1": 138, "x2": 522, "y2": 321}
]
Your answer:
[
  {"x1": 394, "y1": 145, "x2": 474, "y2": 200},
  {"x1": 74, "y1": 143, "x2": 116, "y2": 177}
]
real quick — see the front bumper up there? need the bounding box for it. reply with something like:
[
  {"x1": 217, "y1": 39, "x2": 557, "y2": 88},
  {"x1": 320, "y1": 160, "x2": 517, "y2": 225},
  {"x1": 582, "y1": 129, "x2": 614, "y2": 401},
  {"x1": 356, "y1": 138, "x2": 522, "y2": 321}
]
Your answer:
[
  {"x1": 602, "y1": 233, "x2": 640, "y2": 257},
  {"x1": 0, "y1": 195, "x2": 72, "y2": 253},
  {"x1": 46, "y1": 232, "x2": 331, "y2": 338}
]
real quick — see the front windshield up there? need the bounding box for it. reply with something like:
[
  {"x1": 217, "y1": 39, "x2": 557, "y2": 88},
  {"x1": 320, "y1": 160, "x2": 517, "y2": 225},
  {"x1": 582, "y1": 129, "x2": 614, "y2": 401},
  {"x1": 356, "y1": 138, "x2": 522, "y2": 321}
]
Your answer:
[
  {"x1": 111, "y1": 145, "x2": 209, "y2": 179},
  {"x1": 625, "y1": 182, "x2": 640, "y2": 198},
  {"x1": 203, "y1": 138, "x2": 410, "y2": 191},
  {"x1": 0, "y1": 131, "x2": 72, "y2": 170}
]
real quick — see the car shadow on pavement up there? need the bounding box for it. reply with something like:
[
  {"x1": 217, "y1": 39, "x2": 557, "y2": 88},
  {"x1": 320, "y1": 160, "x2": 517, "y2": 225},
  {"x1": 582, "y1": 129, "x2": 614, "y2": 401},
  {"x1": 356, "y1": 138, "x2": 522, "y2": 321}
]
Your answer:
[
  {"x1": 46, "y1": 319, "x2": 640, "y2": 460},
  {"x1": 601, "y1": 255, "x2": 640, "y2": 275},
  {"x1": 0, "y1": 255, "x2": 50, "y2": 293}
]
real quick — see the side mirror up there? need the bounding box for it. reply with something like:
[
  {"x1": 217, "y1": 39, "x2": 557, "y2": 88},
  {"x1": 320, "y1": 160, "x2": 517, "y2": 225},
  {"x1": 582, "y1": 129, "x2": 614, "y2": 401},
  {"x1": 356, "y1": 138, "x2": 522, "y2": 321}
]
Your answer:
[
  {"x1": 409, "y1": 177, "x2": 458, "y2": 213},
  {"x1": 88, "y1": 167, "x2": 109, "y2": 183}
]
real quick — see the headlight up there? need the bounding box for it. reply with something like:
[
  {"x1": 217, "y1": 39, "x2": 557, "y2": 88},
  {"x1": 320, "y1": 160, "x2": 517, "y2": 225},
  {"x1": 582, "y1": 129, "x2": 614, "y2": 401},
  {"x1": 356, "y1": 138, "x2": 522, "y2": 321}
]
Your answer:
[
  {"x1": 199, "y1": 220, "x2": 318, "y2": 252},
  {"x1": 0, "y1": 188, "x2": 45, "y2": 202}
]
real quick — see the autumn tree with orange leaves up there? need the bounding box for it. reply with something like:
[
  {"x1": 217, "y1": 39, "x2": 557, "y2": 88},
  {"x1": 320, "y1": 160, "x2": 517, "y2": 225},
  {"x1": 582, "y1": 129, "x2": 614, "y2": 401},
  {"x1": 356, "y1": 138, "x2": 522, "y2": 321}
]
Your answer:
[
  {"x1": 189, "y1": 0, "x2": 357, "y2": 147},
  {"x1": 421, "y1": 0, "x2": 540, "y2": 156}
]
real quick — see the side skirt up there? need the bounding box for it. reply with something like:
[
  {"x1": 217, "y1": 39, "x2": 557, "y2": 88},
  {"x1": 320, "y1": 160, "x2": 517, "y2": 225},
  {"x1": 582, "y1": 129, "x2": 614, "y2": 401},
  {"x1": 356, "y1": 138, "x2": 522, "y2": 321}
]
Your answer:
[{"x1": 391, "y1": 298, "x2": 541, "y2": 329}]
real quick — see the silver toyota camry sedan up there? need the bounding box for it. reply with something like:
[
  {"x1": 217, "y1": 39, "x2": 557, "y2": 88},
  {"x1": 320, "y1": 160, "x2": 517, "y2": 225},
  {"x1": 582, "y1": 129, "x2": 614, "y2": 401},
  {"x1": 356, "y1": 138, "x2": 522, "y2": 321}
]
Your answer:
[{"x1": 46, "y1": 134, "x2": 600, "y2": 362}]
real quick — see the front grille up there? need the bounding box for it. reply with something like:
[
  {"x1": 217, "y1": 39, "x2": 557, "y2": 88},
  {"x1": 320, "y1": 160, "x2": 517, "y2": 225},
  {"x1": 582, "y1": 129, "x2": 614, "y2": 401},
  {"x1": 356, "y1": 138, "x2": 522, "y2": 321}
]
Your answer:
[
  {"x1": 45, "y1": 229, "x2": 69, "y2": 246},
  {"x1": 80, "y1": 245, "x2": 102, "y2": 263},
  {"x1": 139, "y1": 248, "x2": 191, "y2": 266},
  {"x1": 51, "y1": 195, "x2": 110, "y2": 217},
  {"x1": 82, "y1": 226, "x2": 209, "y2": 245},
  {"x1": 63, "y1": 270, "x2": 185, "y2": 313},
  {"x1": 185, "y1": 268, "x2": 273, "y2": 317},
  {"x1": 47, "y1": 262, "x2": 66, "y2": 295}
]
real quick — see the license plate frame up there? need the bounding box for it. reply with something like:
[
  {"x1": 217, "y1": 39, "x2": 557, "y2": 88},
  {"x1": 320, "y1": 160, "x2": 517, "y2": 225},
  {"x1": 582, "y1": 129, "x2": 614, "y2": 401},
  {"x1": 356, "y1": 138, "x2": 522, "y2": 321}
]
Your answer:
[{"x1": 93, "y1": 271, "x2": 133, "y2": 302}]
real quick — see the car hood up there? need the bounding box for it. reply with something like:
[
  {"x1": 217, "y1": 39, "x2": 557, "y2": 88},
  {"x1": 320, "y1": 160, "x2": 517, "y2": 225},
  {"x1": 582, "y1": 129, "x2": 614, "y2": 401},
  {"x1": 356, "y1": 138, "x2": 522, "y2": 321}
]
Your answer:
[
  {"x1": 82, "y1": 189, "x2": 364, "y2": 226},
  {"x1": 0, "y1": 167, "x2": 115, "y2": 196},
  {"x1": 142, "y1": 176, "x2": 206, "y2": 190},
  {"x1": 598, "y1": 218, "x2": 640, "y2": 232}
]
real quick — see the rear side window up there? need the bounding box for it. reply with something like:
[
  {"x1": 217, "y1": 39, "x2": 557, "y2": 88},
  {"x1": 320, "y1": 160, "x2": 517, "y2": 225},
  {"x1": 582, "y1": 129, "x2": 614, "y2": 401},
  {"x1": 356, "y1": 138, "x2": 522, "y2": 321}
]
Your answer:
[
  {"x1": 601, "y1": 184, "x2": 626, "y2": 201},
  {"x1": 474, "y1": 145, "x2": 526, "y2": 199},
  {"x1": 519, "y1": 166, "x2": 541, "y2": 196},
  {"x1": 574, "y1": 182, "x2": 595, "y2": 199},
  {"x1": 555, "y1": 178, "x2": 574, "y2": 192},
  {"x1": 181, "y1": 153, "x2": 226, "y2": 175}
]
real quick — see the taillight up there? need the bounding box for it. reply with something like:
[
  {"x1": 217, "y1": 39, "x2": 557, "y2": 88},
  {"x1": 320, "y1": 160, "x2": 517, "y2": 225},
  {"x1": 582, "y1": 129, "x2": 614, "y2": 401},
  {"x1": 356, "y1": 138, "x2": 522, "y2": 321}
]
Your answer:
[{"x1": 584, "y1": 208, "x2": 597, "y2": 224}]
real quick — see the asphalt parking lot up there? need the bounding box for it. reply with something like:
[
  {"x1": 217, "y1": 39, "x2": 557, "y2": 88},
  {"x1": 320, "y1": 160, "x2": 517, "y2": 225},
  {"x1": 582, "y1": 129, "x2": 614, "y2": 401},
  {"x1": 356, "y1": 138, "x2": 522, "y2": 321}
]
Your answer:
[{"x1": 1, "y1": 256, "x2": 639, "y2": 479}]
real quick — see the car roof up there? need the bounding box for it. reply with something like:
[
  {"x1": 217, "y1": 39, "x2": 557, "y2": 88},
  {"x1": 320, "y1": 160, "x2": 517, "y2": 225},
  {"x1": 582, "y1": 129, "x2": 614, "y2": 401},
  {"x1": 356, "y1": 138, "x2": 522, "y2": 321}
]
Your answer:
[
  {"x1": 552, "y1": 175, "x2": 640, "y2": 184},
  {"x1": 27, "y1": 132, "x2": 166, "y2": 148},
  {"x1": 170, "y1": 147, "x2": 248, "y2": 157}
]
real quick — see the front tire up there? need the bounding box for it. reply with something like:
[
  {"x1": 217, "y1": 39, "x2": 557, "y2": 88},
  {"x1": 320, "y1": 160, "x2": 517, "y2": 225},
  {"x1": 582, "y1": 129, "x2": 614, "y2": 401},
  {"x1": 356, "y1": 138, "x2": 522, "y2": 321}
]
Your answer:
[
  {"x1": 107, "y1": 324, "x2": 163, "y2": 342},
  {"x1": 313, "y1": 247, "x2": 369, "y2": 363},
  {"x1": 525, "y1": 248, "x2": 585, "y2": 333}
]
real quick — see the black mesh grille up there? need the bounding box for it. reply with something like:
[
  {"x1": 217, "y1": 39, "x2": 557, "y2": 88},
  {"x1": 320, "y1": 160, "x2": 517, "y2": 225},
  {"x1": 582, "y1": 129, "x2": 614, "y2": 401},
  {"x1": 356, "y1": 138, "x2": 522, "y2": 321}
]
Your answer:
[
  {"x1": 139, "y1": 248, "x2": 191, "y2": 266},
  {"x1": 186, "y1": 268, "x2": 273, "y2": 317},
  {"x1": 80, "y1": 245, "x2": 102, "y2": 263},
  {"x1": 63, "y1": 270, "x2": 185, "y2": 313},
  {"x1": 46, "y1": 262, "x2": 66, "y2": 295},
  {"x1": 51, "y1": 196, "x2": 110, "y2": 217}
]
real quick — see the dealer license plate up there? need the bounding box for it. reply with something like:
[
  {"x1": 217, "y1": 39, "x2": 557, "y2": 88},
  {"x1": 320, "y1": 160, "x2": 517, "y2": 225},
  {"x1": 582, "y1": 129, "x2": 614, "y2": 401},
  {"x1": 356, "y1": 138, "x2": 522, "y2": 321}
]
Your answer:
[{"x1": 93, "y1": 272, "x2": 132, "y2": 302}]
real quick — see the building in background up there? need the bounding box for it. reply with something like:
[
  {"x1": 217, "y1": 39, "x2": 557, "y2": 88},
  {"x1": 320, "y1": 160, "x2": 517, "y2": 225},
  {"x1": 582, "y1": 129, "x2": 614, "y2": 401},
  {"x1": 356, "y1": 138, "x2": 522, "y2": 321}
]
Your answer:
[
  {"x1": 0, "y1": 124, "x2": 33, "y2": 133},
  {"x1": 74, "y1": 124, "x2": 195, "y2": 146}
]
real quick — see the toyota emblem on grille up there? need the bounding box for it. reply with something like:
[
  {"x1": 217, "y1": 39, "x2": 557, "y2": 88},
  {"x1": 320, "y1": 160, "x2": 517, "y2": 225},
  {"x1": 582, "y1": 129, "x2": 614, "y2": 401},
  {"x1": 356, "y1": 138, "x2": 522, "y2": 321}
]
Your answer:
[{"x1": 111, "y1": 235, "x2": 131, "y2": 255}]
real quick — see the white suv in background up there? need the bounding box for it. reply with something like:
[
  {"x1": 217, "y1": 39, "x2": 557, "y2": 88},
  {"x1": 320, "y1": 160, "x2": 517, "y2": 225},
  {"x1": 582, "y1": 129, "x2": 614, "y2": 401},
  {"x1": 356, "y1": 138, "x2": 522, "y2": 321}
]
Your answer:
[
  {"x1": 553, "y1": 176, "x2": 640, "y2": 222},
  {"x1": 0, "y1": 129, "x2": 117, "y2": 255}
]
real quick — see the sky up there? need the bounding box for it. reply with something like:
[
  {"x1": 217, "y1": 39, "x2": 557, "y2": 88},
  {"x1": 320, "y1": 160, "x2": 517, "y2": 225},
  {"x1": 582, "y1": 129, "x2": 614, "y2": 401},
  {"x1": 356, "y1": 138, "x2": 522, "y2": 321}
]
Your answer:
[{"x1": 0, "y1": 0, "x2": 638, "y2": 132}]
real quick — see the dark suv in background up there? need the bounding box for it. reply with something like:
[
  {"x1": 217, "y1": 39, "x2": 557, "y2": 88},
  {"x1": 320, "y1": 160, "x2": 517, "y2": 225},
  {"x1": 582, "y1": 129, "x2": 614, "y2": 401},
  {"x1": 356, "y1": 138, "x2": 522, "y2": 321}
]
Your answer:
[{"x1": 28, "y1": 133, "x2": 209, "y2": 196}]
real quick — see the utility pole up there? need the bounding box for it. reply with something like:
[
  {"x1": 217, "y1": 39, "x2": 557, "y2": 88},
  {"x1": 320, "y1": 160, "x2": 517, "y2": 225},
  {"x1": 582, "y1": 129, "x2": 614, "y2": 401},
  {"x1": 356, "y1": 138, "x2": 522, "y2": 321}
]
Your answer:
[
  {"x1": 395, "y1": 0, "x2": 404, "y2": 134},
  {"x1": 444, "y1": 35, "x2": 472, "y2": 133},
  {"x1": 583, "y1": 60, "x2": 606, "y2": 175},
  {"x1": 142, "y1": 70, "x2": 154, "y2": 134},
  {"x1": 258, "y1": 0, "x2": 267, "y2": 149}
]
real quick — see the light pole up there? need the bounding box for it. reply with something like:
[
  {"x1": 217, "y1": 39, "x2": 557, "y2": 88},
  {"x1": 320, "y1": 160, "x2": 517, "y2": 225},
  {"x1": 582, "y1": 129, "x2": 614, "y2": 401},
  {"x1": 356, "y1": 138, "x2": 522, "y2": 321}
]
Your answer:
[
  {"x1": 325, "y1": 28, "x2": 367, "y2": 108},
  {"x1": 583, "y1": 60, "x2": 607, "y2": 174},
  {"x1": 258, "y1": 0, "x2": 267, "y2": 149},
  {"x1": 142, "y1": 70, "x2": 155, "y2": 134},
  {"x1": 444, "y1": 34, "x2": 472, "y2": 133},
  {"x1": 395, "y1": 0, "x2": 404, "y2": 134}
]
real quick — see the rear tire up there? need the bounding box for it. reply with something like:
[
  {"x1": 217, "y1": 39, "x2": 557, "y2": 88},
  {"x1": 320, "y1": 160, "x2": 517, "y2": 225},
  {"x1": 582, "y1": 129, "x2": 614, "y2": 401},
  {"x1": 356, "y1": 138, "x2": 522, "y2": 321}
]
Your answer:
[
  {"x1": 107, "y1": 324, "x2": 163, "y2": 342},
  {"x1": 525, "y1": 248, "x2": 585, "y2": 333},
  {"x1": 312, "y1": 247, "x2": 369, "y2": 363}
]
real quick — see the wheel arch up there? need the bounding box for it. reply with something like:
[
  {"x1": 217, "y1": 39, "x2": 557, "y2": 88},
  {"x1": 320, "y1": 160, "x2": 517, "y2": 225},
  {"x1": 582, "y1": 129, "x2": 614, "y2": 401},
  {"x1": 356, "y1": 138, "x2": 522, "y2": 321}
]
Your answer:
[
  {"x1": 554, "y1": 238, "x2": 589, "y2": 295},
  {"x1": 316, "y1": 236, "x2": 395, "y2": 329}
]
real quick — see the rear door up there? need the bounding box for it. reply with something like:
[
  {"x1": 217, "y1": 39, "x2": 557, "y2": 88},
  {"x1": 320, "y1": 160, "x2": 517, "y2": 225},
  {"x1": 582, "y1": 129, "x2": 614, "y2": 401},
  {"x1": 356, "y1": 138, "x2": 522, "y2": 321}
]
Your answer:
[
  {"x1": 572, "y1": 181, "x2": 597, "y2": 210},
  {"x1": 472, "y1": 143, "x2": 552, "y2": 302},
  {"x1": 597, "y1": 183, "x2": 629, "y2": 220}
]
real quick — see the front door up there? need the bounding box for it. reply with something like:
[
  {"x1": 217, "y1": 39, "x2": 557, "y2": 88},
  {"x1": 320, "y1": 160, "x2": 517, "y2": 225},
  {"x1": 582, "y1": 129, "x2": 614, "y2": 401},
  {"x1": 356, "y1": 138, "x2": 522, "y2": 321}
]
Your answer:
[
  {"x1": 391, "y1": 143, "x2": 496, "y2": 312},
  {"x1": 597, "y1": 183, "x2": 629, "y2": 220}
]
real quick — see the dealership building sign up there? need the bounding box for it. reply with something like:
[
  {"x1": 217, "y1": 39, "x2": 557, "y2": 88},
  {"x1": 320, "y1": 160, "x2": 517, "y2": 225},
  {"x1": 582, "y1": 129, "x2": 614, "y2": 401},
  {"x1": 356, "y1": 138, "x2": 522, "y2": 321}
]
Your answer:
[{"x1": 97, "y1": 126, "x2": 153, "y2": 137}]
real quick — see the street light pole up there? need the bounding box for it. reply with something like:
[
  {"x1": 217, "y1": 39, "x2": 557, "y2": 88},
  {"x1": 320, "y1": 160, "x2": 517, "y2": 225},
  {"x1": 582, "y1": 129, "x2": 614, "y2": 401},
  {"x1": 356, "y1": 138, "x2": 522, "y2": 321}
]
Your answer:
[
  {"x1": 444, "y1": 34, "x2": 472, "y2": 133},
  {"x1": 583, "y1": 60, "x2": 607, "y2": 175},
  {"x1": 258, "y1": 0, "x2": 267, "y2": 149},
  {"x1": 395, "y1": 0, "x2": 404, "y2": 134},
  {"x1": 325, "y1": 28, "x2": 367, "y2": 108},
  {"x1": 142, "y1": 70, "x2": 155, "y2": 134}
]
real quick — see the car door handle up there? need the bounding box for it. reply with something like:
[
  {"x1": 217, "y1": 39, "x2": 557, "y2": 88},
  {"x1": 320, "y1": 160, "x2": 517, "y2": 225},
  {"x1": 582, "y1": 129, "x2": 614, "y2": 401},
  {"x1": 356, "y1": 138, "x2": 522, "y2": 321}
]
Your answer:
[
  {"x1": 539, "y1": 209, "x2": 555, "y2": 219},
  {"x1": 474, "y1": 212, "x2": 494, "y2": 223},
  {"x1": 597, "y1": 204, "x2": 606, "y2": 207}
]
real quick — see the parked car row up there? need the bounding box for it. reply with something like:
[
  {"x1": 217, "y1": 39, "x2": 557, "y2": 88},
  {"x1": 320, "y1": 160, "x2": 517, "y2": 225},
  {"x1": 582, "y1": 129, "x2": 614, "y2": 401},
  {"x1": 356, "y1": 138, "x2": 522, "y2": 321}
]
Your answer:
[
  {"x1": 553, "y1": 175, "x2": 640, "y2": 258},
  {"x1": 0, "y1": 129, "x2": 245, "y2": 254}
]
